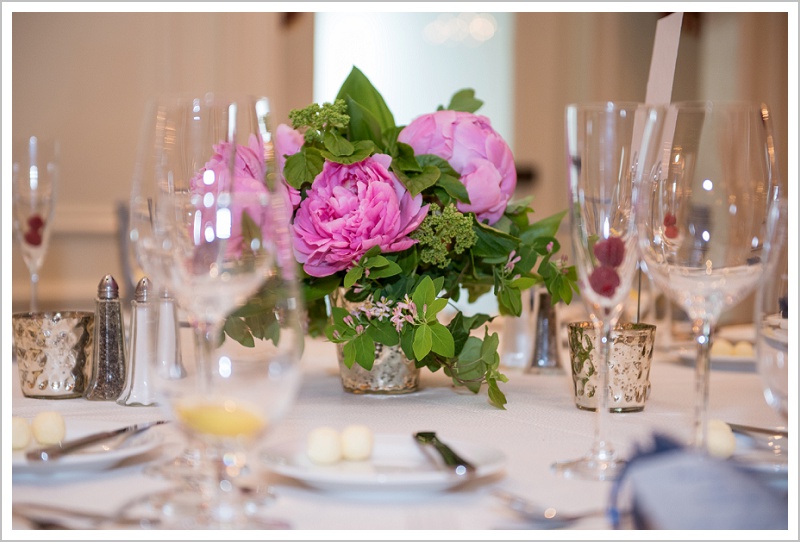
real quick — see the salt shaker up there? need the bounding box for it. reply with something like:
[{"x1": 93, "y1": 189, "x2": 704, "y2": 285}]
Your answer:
[
  {"x1": 525, "y1": 287, "x2": 561, "y2": 373},
  {"x1": 156, "y1": 287, "x2": 186, "y2": 379},
  {"x1": 118, "y1": 277, "x2": 158, "y2": 406},
  {"x1": 85, "y1": 274, "x2": 127, "y2": 400}
]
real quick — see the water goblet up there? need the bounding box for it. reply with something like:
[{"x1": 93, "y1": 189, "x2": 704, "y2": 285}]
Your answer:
[
  {"x1": 552, "y1": 102, "x2": 665, "y2": 481},
  {"x1": 12, "y1": 136, "x2": 59, "y2": 311},
  {"x1": 755, "y1": 201, "x2": 788, "y2": 422},
  {"x1": 635, "y1": 101, "x2": 783, "y2": 450},
  {"x1": 129, "y1": 93, "x2": 304, "y2": 528}
]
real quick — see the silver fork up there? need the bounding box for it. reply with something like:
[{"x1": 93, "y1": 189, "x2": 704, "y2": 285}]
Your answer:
[{"x1": 492, "y1": 489, "x2": 607, "y2": 529}]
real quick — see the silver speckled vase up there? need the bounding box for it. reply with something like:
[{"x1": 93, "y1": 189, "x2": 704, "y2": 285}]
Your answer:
[
  {"x1": 330, "y1": 289, "x2": 420, "y2": 394},
  {"x1": 337, "y1": 342, "x2": 420, "y2": 394}
]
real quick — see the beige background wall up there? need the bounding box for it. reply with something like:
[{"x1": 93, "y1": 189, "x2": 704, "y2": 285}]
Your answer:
[{"x1": 8, "y1": 10, "x2": 790, "y2": 315}]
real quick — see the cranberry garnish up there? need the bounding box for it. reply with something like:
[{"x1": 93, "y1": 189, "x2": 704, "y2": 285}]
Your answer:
[
  {"x1": 593, "y1": 237, "x2": 625, "y2": 267},
  {"x1": 589, "y1": 266, "x2": 621, "y2": 297}
]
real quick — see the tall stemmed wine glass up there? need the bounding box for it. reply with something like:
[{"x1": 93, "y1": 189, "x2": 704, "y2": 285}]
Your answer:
[
  {"x1": 129, "y1": 93, "x2": 304, "y2": 528},
  {"x1": 553, "y1": 102, "x2": 664, "y2": 480},
  {"x1": 754, "y1": 200, "x2": 788, "y2": 423},
  {"x1": 12, "y1": 136, "x2": 58, "y2": 311},
  {"x1": 635, "y1": 101, "x2": 782, "y2": 450}
]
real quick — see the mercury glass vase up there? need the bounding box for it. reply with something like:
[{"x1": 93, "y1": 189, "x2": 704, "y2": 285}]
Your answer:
[
  {"x1": 337, "y1": 342, "x2": 420, "y2": 394},
  {"x1": 330, "y1": 289, "x2": 420, "y2": 394}
]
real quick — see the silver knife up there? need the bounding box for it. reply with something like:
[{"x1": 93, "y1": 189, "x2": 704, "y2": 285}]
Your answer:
[
  {"x1": 26, "y1": 420, "x2": 168, "y2": 462},
  {"x1": 727, "y1": 422, "x2": 788, "y2": 438}
]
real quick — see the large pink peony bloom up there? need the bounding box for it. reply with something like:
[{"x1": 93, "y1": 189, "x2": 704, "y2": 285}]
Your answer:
[
  {"x1": 292, "y1": 153, "x2": 429, "y2": 278},
  {"x1": 398, "y1": 110, "x2": 516, "y2": 225},
  {"x1": 189, "y1": 134, "x2": 269, "y2": 259},
  {"x1": 275, "y1": 123, "x2": 303, "y2": 209}
]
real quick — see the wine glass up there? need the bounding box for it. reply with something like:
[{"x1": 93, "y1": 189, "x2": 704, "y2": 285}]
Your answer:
[
  {"x1": 635, "y1": 101, "x2": 782, "y2": 450},
  {"x1": 553, "y1": 102, "x2": 665, "y2": 480},
  {"x1": 129, "y1": 93, "x2": 304, "y2": 528},
  {"x1": 754, "y1": 200, "x2": 788, "y2": 422},
  {"x1": 12, "y1": 136, "x2": 59, "y2": 311}
]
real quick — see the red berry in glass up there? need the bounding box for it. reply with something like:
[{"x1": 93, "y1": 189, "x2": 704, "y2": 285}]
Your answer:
[
  {"x1": 24, "y1": 229, "x2": 42, "y2": 246},
  {"x1": 664, "y1": 225, "x2": 679, "y2": 239},
  {"x1": 593, "y1": 236, "x2": 625, "y2": 267},
  {"x1": 27, "y1": 214, "x2": 45, "y2": 231},
  {"x1": 663, "y1": 212, "x2": 676, "y2": 227},
  {"x1": 588, "y1": 266, "x2": 621, "y2": 297}
]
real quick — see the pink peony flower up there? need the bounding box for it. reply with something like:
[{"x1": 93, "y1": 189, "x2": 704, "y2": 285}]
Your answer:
[
  {"x1": 189, "y1": 134, "x2": 269, "y2": 259},
  {"x1": 275, "y1": 123, "x2": 303, "y2": 208},
  {"x1": 398, "y1": 110, "x2": 516, "y2": 225},
  {"x1": 291, "y1": 153, "x2": 429, "y2": 277}
]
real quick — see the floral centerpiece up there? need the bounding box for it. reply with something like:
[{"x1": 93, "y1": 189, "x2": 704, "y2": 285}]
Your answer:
[{"x1": 225, "y1": 67, "x2": 578, "y2": 408}]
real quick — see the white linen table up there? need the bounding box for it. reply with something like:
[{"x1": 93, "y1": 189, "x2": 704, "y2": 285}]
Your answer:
[{"x1": 7, "y1": 328, "x2": 789, "y2": 535}]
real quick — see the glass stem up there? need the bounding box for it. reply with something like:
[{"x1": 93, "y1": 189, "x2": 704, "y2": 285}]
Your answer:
[
  {"x1": 592, "y1": 320, "x2": 615, "y2": 460},
  {"x1": 692, "y1": 318, "x2": 713, "y2": 450},
  {"x1": 191, "y1": 321, "x2": 220, "y2": 396},
  {"x1": 30, "y1": 272, "x2": 39, "y2": 312}
]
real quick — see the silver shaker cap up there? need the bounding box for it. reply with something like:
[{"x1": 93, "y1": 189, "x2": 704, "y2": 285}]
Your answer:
[
  {"x1": 134, "y1": 277, "x2": 152, "y2": 302},
  {"x1": 97, "y1": 274, "x2": 120, "y2": 300}
]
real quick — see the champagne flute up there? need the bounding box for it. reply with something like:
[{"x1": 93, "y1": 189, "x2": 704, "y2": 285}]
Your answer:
[
  {"x1": 553, "y1": 102, "x2": 664, "y2": 481},
  {"x1": 636, "y1": 101, "x2": 782, "y2": 450},
  {"x1": 12, "y1": 136, "x2": 58, "y2": 311},
  {"x1": 129, "y1": 93, "x2": 304, "y2": 528}
]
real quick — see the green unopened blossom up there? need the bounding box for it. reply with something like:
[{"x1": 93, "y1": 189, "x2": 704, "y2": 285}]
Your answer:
[{"x1": 412, "y1": 204, "x2": 476, "y2": 268}]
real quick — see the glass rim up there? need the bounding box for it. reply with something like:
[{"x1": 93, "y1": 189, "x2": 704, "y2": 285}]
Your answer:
[{"x1": 567, "y1": 321, "x2": 656, "y2": 333}]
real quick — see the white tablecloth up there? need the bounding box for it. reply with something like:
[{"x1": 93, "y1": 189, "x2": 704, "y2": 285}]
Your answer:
[{"x1": 7, "y1": 326, "x2": 790, "y2": 536}]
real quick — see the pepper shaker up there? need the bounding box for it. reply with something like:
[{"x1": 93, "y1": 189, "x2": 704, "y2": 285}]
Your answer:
[
  {"x1": 118, "y1": 277, "x2": 158, "y2": 406},
  {"x1": 85, "y1": 274, "x2": 127, "y2": 400}
]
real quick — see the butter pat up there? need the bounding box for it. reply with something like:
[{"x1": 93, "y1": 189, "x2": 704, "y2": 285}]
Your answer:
[
  {"x1": 706, "y1": 419, "x2": 736, "y2": 459},
  {"x1": 12, "y1": 417, "x2": 31, "y2": 450},
  {"x1": 306, "y1": 426, "x2": 342, "y2": 465},
  {"x1": 340, "y1": 424, "x2": 373, "y2": 461},
  {"x1": 710, "y1": 339, "x2": 734, "y2": 356},
  {"x1": 733, "y1": 341, "x2": 754, "y2": 357},
  {"x1": 31, "y1": 411, "x2": 66, "y2": 445}
]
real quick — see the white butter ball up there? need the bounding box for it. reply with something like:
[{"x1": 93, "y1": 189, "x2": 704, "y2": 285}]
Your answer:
[
  {"x1": 340, "y1": 425, "x2": 374, "y2": 461},
  {"x1": 706, "y1": 419, "x2": 736, "y2": 459},
  {"x1": 307, "y1": 426, "x2": 342, "y2": 465},
  {"x1": 31, "y1": 411, "x2": 66, "y2": 445},
  {"x1": 12, "y1": 417, "x2": 32, "y2": 450},
  {"x1": 710, "y1": 339, "x2": 734, "y2": 356},
  {"x1": 733, "y1": 341, "x2": 754, "y2": 357}
]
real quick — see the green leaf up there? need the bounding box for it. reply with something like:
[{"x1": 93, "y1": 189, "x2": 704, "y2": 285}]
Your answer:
[
  {"x1": 472, "y1": 219, "x2": 519, "y2": 259},
  {"x1": 427, "y1": 297, "x2": 449, "y2": 319},
  {"x1": 320, "y1": 139, "x2": 374, "y2": 165},
  {"x1": 364, "y1": 255, "x2": 389, "y2": 268},
  {"x1": 412, "y1": 324, "x2": 433, "y2": 360},
  {"x1": 323, "y1": 130, "x2": 355, "y2": 157},
  {"x1": 284, "y1": 148, "x2": 324, "y2": 188},
  {"x1": 344, "y1": 97, "x2": 384, "y2": 150},
  {"x1": 411, "y1": 276, "x2": 436, "y2": 310},
  {"x1": 336, "y1": 66, "x2": 395, "y2": 134},
  {"x1": 366, "y1": 319, "x2": 400, "y2": 346},
  {"x1": 445, "y1": 89, "x2": 484, "y2": 113},
  {"x1": 393, "y1": 142, "x2": 422, "y2": 173},
  {"x1": 344, "y1": 266, "x2": 363, "y2": 289},
  {"x1": 520, "y1": 210, "x2": 567, "y2": 244},
  {"x1": 366, "y1": 260, "x2": 402, "y2": 280},
  {"x1": 394, "y1": 165, "x2": 440, "y2": 197},
  {"x1": 435, "y1": 174, "x2": 470, "y2": 203},
  {"x1": 351, "y1": 333, "x2": 376, "y2": 371},
  {"x1": 223, "y1": 317, "x2": 254, "y2": 347},
  {"x1": 487, "y1": 378, "x2": 508, "y2": 409},
  {"x1": 429, "y1": 322, "x2": 455, "y2": 357}
]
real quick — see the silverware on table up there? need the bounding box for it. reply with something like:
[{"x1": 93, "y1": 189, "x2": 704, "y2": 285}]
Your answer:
[
  {"x1": 727, "y1": 422, "x2": 788, "y2": 438},
  {"x1": 492, "y1": 488, "x2": 606, "y2": 529},
  {"x1": 25, "y1": 420, "x2": 168, "y2": 462},
  {"x1": 413, "y1": 431, "x2": 476, "y2": 476}
]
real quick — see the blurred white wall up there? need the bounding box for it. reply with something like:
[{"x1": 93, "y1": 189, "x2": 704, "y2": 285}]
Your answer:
[{"x1": 7, "y1": 10, "x2": 791, "y2": 318}]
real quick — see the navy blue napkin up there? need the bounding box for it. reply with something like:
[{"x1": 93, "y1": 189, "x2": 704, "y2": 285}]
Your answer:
[{"x1": 609, "y1": 434, "x2": 789, "y2": 530}]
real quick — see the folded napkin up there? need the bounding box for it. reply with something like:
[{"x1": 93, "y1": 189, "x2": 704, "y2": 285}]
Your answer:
[{"x1": 610, "y1": 434, "x2": 789, "y2": 530}]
